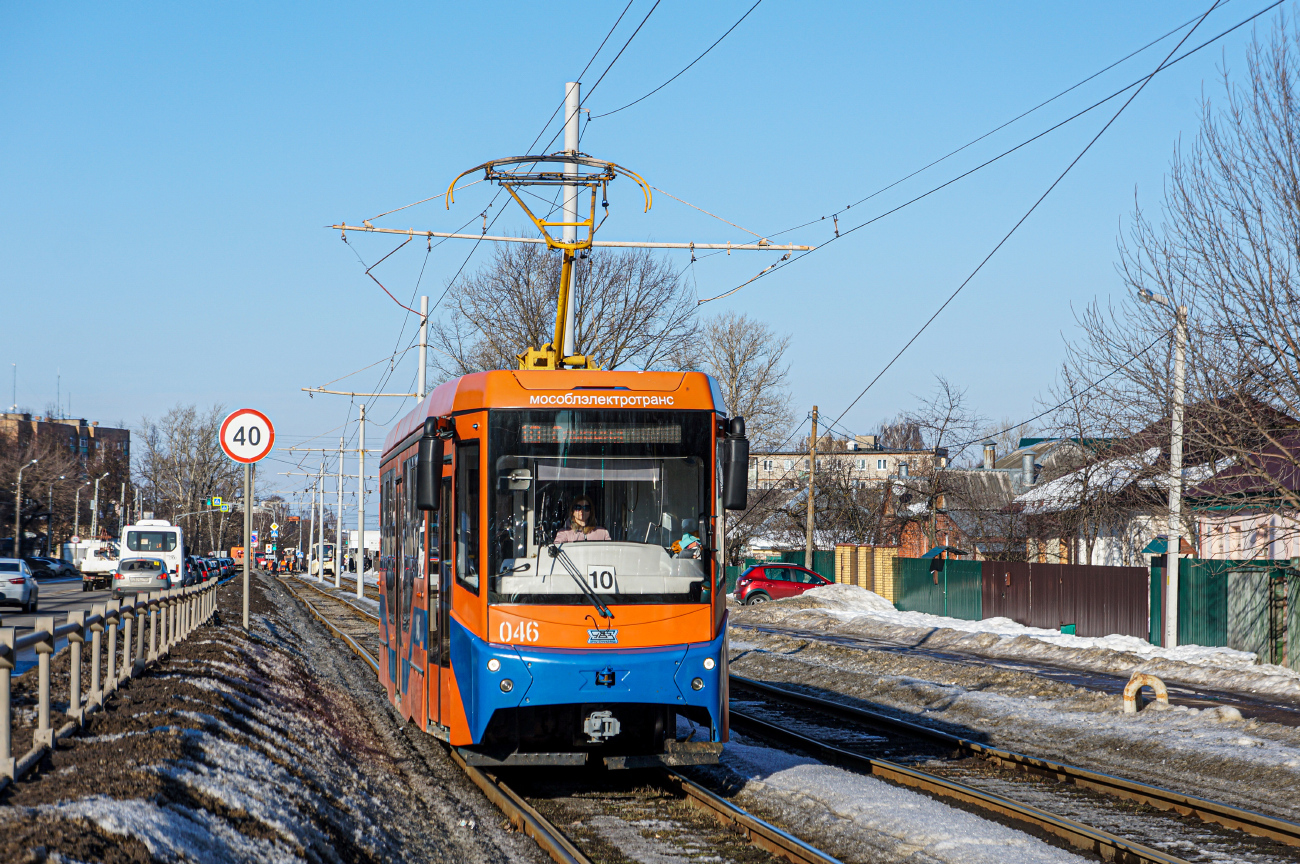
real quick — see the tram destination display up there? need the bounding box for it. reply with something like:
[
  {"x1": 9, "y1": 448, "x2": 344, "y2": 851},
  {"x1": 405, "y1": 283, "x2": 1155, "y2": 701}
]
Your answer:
[{"x1": 520, "y1": 422, "x2": 681, "y2": 445}]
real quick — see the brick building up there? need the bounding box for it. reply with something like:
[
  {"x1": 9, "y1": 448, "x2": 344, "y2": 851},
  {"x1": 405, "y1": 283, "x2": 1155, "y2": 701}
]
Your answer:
[
  {"x1": 749, "y1": 434, "x2": 938, "y2": 489},
  {"x1": 0, "y1": 412, "x2": 130, "y2": 462}
]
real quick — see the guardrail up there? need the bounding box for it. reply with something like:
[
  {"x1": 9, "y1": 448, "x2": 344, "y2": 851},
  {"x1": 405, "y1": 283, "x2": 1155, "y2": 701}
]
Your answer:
[{"x1": 0, "y1": 576, "x2": 221, "y2": 788}]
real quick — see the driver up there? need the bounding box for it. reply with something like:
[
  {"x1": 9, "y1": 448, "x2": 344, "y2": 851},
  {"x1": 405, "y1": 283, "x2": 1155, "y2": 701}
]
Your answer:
[{"x1": 554, "y1": 496, "x2": 611, "y2": 543}]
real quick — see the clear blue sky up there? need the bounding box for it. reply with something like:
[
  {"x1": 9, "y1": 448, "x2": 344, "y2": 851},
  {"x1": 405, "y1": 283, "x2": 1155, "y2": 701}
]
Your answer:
[{"x1": 1, "y1": 1, "x2": 1277, "y2": 524}]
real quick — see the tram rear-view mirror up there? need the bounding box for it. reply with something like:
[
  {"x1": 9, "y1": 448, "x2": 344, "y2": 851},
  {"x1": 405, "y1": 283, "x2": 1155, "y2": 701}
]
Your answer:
[
  {"x1": 416, "y1": 434, "x2": 443, "y2": 511},
  {"x1": 722, "y1": 434, "x2": 749, "y2": 511}
]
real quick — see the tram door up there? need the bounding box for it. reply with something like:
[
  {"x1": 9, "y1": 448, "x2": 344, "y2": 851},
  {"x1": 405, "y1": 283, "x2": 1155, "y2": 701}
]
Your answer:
[
  {"x1": 398, "y1": 457, "x2": 417, "y2": 713},
  {"x1": 432, "y1": 474, "x2": 452, "y2": 726},
  {"x1": 383, "y1": 468, "x2": 402, "y2": 703}
]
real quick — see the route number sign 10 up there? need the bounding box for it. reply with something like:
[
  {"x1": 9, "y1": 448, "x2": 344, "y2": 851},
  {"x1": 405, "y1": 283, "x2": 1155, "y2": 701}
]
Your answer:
[{"x1": 220, "y1": 409, "x2": 275, "y2": 463}]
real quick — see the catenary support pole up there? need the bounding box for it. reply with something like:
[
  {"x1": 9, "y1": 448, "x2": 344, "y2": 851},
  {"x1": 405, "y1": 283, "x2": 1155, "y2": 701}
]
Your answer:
[
  {"x1": 1165, "y1": 306, "x2": 1188, "y2": 649},
  {"x1": 336, "y1": 437, "x2": 344, "y2": 588},
  {"x1": 805, "y1": 406, "x2": 818, "y2": 570},
  {"x1": 418, "y1": 295, "x2": 428, "y2": 400},
  {"x1": 307, "y1": 471, "x2": 316, "y2": 578},
  {"x1": 318, "y1": 461, "x2": 326, "y2": 582},
  {"x1": 561, "y1": 81, "x2": 580, "y2": 360},
  {"x1": 242, "y1": 462, "x2": 251, "y2": 629},
  {"x1": 357, "y1": 404, "x2": 366, "y2": 599}
]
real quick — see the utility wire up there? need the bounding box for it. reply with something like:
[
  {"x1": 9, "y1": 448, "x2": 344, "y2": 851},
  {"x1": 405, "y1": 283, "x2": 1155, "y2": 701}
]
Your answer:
[
  {"x1": 591, "y1": 0, "x2": 763, "y2": 119},
  {"x1": 948, "y1": 327, "x2": 1174, "y2": 452},
  {"x1": 697, "y1": 0, "x2": 1278, "y2": 302},
  {"x1": 730, "y1": 1, "x2": 1227, "y2": 532},
  {"x1": 825, "y1": 0, "x2": 1222, "y2": 433},
  {"x1": 539, "y1": 0, "x2": 664, "y2": 154}
]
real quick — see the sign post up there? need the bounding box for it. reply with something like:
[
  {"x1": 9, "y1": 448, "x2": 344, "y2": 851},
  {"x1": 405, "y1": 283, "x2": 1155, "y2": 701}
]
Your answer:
[{"x1": 220, "y1": 408, "x2": 275, "y2": 629}]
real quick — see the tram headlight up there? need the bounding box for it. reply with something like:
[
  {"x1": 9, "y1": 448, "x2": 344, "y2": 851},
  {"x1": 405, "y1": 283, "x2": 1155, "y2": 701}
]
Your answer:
[
  {"x1": 487, "y1": 658, "x2": 501, "y2": 672},
  {"x1": 500, "y1": 679, "x2": 514, "y2": 693},
  {"x1": 703, "y1": 658, "x2": 716, "y2": 670},
  {"x1": 691, "y1": 677, "x2": 704, "y2": 691}
]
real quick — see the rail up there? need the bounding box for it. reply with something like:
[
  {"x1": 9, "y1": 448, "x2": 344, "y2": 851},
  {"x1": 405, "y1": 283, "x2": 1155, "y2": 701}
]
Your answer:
[
  {"x1": 0, "y1": 577, "x2": 222, "y2": 790},
  {"x1": 732, "y1": 674, "x2": 1300, "y2": 851}
]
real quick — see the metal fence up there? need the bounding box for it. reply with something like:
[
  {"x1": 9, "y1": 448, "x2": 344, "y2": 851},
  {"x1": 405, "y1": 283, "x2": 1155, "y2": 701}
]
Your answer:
[
  {"x1": 0, "y1": 577, "x2": 221, "y2": 787},
  {"x1": 895, "y1": 558, "x2": 984, "y2": 619}
]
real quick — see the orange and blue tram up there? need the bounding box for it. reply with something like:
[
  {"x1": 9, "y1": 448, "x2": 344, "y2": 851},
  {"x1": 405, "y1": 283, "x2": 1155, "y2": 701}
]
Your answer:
[{"x1": 377, "y1": 368, "x2": 749, "y2": 768}]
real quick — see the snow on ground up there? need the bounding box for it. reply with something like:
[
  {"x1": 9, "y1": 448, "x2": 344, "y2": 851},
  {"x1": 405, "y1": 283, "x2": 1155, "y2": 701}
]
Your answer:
[
  {"x1": 694, "y1": 731, "x2": 1089, "y2": 864},
  {"x1": 735, "y1": 583, "x2": 1300, "y2": 699},
  {"x1": 727, "y1": 626, "x2": 1300, "y2": 823}
]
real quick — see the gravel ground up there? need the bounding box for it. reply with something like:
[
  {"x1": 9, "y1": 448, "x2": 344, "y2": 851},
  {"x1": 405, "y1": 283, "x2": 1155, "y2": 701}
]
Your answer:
[
  {"x1": 0, "y1": 572, "x2": 547, "y2": 864},
  {"x1": 727, "y1": 626, "x2": 1300, "y2": 825}
]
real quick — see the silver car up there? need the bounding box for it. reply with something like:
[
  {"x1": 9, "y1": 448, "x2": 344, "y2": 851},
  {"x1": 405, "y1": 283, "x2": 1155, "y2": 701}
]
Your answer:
[
  {"x1": 0, "y1": 558, "x2": 39, "y2": 612},
  {"x1": 113, "y1": 557, "x2": 170, "y2": 597}
]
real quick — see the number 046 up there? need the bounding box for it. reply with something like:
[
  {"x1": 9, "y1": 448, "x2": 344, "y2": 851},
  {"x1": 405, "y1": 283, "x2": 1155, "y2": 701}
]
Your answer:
[{"x1": 499, "y1": 621, "x2": 539, "y2": 643}]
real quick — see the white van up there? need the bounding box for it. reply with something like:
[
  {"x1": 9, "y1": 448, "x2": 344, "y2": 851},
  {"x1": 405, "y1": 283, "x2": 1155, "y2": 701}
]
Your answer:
[{"x1": 120, "y1": 520, "x2": 185, "y2": 586}]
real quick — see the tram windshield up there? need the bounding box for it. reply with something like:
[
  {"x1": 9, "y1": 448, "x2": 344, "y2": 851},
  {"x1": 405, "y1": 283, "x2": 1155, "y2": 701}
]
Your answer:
[{"x1": 488, "y1": 409, "x2": 714, "y2": 606}]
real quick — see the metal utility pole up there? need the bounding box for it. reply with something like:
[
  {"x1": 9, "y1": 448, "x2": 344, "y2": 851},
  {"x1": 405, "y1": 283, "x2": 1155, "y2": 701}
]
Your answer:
[
  {"x1": 74, "y1": 482, "x2": 89, "y2": 539},
  {"x1": 46, "y1": 476, "x2": 63, "y2": 556},
  {"x1": 306, "y1": 471, "x2": 316, "y2": 579},
  {"x1": 562, "y1": 81, "x2": 581, "y2": 359},
  {"x1": 1166, "y1": 305, "x2": 1189, "y2": 648},
  {"x1": 242, "y1": 463, "x2": 252, "y2": 628},
  {"x1": 14, "y1": 459, "x2": 37, "y2": 557},
  {"x1": 418, "y1": 295, "x2": 428, "y2": 400},
  {"x1": 356, "y1": 403, "x2": 366, "y2": 599},
  {"x1": 89, "y1": 471, "x2": 108, "y2": 540},
  {"x1": 336, "y1": 437, "x2": 344, "y2": 589},
  {"x1": 805, "y1": 407, "x2": 818, "y2": 570},
  {"x1": 1138, "y1": 289, "x2": 1189, "y2": 648},
  {"x1": 119, "y1": 482, "x2": 126, "y2": 535},
  {"x1": 318, "y1": 457, "x2": 327, "y2": 579}
]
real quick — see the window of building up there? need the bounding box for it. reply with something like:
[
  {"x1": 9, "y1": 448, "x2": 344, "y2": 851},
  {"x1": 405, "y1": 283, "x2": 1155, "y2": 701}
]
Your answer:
[
  {"x1": 877, "y1": 459, "x2": 887, "y2": 470},
  {"x1": 856, "y1": 459, "x2": 866, "y2": 469},
  {"x1": 783, "y1": 459, "x2": 793, "y2": 470},
  {"x1": 762, "y1": 459, "x2": 773, "y2": 471},
  {"x1": 803, "y1": 459, "x2": 809, "y2": 469}
]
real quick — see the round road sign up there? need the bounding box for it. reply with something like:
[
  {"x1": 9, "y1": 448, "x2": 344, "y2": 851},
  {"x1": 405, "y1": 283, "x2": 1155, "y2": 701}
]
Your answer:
[{"x1": 220, "y1": 409, "x2": 275, "y2": 463}]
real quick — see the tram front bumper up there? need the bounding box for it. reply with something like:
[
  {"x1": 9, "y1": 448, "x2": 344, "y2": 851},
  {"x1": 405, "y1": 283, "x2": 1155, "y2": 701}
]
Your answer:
[{"x1": 450, "y1": 618, "x2": 726, "y2": 745}]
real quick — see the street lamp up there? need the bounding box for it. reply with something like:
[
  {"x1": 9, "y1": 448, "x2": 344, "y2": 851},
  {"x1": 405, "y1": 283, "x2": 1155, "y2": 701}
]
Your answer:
[
  {"x1": 89, "y1": 471, "x2": 110, "y2": 540},
  {"x1": 46, "y1": 474, "x2": 65, "y2": 556},
  {"x1": 14, "y1": 458, "x2": 38, "y2": 558},
  {"x1": 73, "y1": 480, "x2": 90, "y2": 540},
  {"x1": 1138, "y1": 288, "x2": 1189, "y2": 648}
]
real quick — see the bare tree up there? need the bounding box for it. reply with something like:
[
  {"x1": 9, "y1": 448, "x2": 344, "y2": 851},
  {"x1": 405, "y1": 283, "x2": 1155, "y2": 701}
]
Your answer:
[
  {"x1": 430, "y1": 242, "x2": 698, "y2": 376},
  {"x1": 1070, "y1": 15, "x2": 1300, "y2": 553},
  {"x1": 134, "y1": 404, "x2": 245, "y2": 553},
  {"x1": 677, "y1": 311, "x2": 794, "y2": 450},
  {"x1": 875, "y1": 415, "x2": 924, "y2": 450}
]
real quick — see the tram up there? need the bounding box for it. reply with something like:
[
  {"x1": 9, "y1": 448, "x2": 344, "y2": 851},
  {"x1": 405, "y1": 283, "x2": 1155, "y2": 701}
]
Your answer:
[{"x1": 378, "y1": 370, "x2": 748, "y2": 767}]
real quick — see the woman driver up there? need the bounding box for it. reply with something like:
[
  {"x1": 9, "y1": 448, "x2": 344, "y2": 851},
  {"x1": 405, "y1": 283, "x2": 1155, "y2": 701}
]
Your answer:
[{"x1": 554, "y1": 496, "x2": 611, "y2": 543}]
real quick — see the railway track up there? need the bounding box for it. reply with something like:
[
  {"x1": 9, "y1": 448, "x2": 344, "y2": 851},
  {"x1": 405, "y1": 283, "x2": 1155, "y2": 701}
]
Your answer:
[
  {"x1": 730, "y1": 674, "x2": 1300, "y2": 864},
  {"x1": 281, "y1": 576, "x2": 843, "y2": 864}
]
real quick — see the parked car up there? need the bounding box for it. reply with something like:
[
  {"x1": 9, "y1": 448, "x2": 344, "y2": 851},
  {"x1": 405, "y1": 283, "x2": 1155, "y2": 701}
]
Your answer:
[
  {"x1": 112, "y1": 557, "x2": 171, "y2": 597},
  {"x1": 0, "y1": 558, "x2": 39, "y2": 612},
  {"x1": 25, "y1": 556, "x2": 79, "y2": 579},
  {"x1": 735, "y1": 563, "x2": 832, "y2": 605}
]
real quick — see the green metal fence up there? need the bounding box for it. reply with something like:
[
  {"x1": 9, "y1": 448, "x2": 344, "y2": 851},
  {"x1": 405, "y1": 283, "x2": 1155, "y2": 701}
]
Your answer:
[
  {"x1": 1150, "y1": 557, "x2": 1299, "y2": 670},
  {"x1": 895, "y1": 558, "x2": 983, "y2": 619}
]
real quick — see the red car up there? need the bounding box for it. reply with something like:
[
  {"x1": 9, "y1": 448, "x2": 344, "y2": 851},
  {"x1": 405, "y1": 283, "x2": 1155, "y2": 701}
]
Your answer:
[{"x1": 735, "y1": 563, "x2": 832, "y2": 605}]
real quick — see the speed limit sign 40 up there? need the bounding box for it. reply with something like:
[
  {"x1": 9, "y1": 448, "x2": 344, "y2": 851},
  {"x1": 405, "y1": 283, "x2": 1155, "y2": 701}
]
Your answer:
[{"x1": 220, "y1": 409, "x2": 275, "y2": 463}]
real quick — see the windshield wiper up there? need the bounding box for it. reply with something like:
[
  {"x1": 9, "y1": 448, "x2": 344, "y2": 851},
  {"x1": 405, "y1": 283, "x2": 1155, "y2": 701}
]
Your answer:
[{"x1": 547, "y1": 544, "x2": 614, "y2": 620}]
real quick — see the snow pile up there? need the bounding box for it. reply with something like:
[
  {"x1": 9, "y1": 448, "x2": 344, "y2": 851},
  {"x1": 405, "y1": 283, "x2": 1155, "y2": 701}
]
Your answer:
[
  {"x1": 709, "y1": 736, "x2": 1088, "y2": 864},
  {"x1": 741, "y1": 584, "x2": 1300, "y2": 698}
]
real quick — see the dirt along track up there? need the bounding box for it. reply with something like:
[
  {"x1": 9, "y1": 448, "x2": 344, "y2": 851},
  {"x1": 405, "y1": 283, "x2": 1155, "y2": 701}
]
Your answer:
[{"x1": 0, "y1": 570, "x2": 548, "y2": 864}]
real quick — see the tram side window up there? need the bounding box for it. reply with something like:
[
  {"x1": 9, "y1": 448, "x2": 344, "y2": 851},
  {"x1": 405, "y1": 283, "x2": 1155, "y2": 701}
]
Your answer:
[{"x1": 456, "y1": 441, "x2": 480, "y2": 594}]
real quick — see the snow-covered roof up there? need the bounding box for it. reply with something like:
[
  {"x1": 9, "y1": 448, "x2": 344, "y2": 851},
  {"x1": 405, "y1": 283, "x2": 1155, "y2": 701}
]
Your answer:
[{"x1": 1013, "y1": 447, "x2": 1160, "y2": 515}]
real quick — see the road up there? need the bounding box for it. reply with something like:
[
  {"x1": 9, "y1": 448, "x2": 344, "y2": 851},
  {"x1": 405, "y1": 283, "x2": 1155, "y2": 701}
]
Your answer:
[{"x1": 2, "y1": 577, "x2": 116, "y2": 675}]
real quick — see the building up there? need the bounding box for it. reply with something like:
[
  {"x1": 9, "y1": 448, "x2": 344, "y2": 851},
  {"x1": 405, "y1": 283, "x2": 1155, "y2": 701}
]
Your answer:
[
  {"x1": 0, "y1": 412, "x2": 130, "y2": 462},
  {"x1": 749, "y1": 434, "x2": 938, "y2": 489}
]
